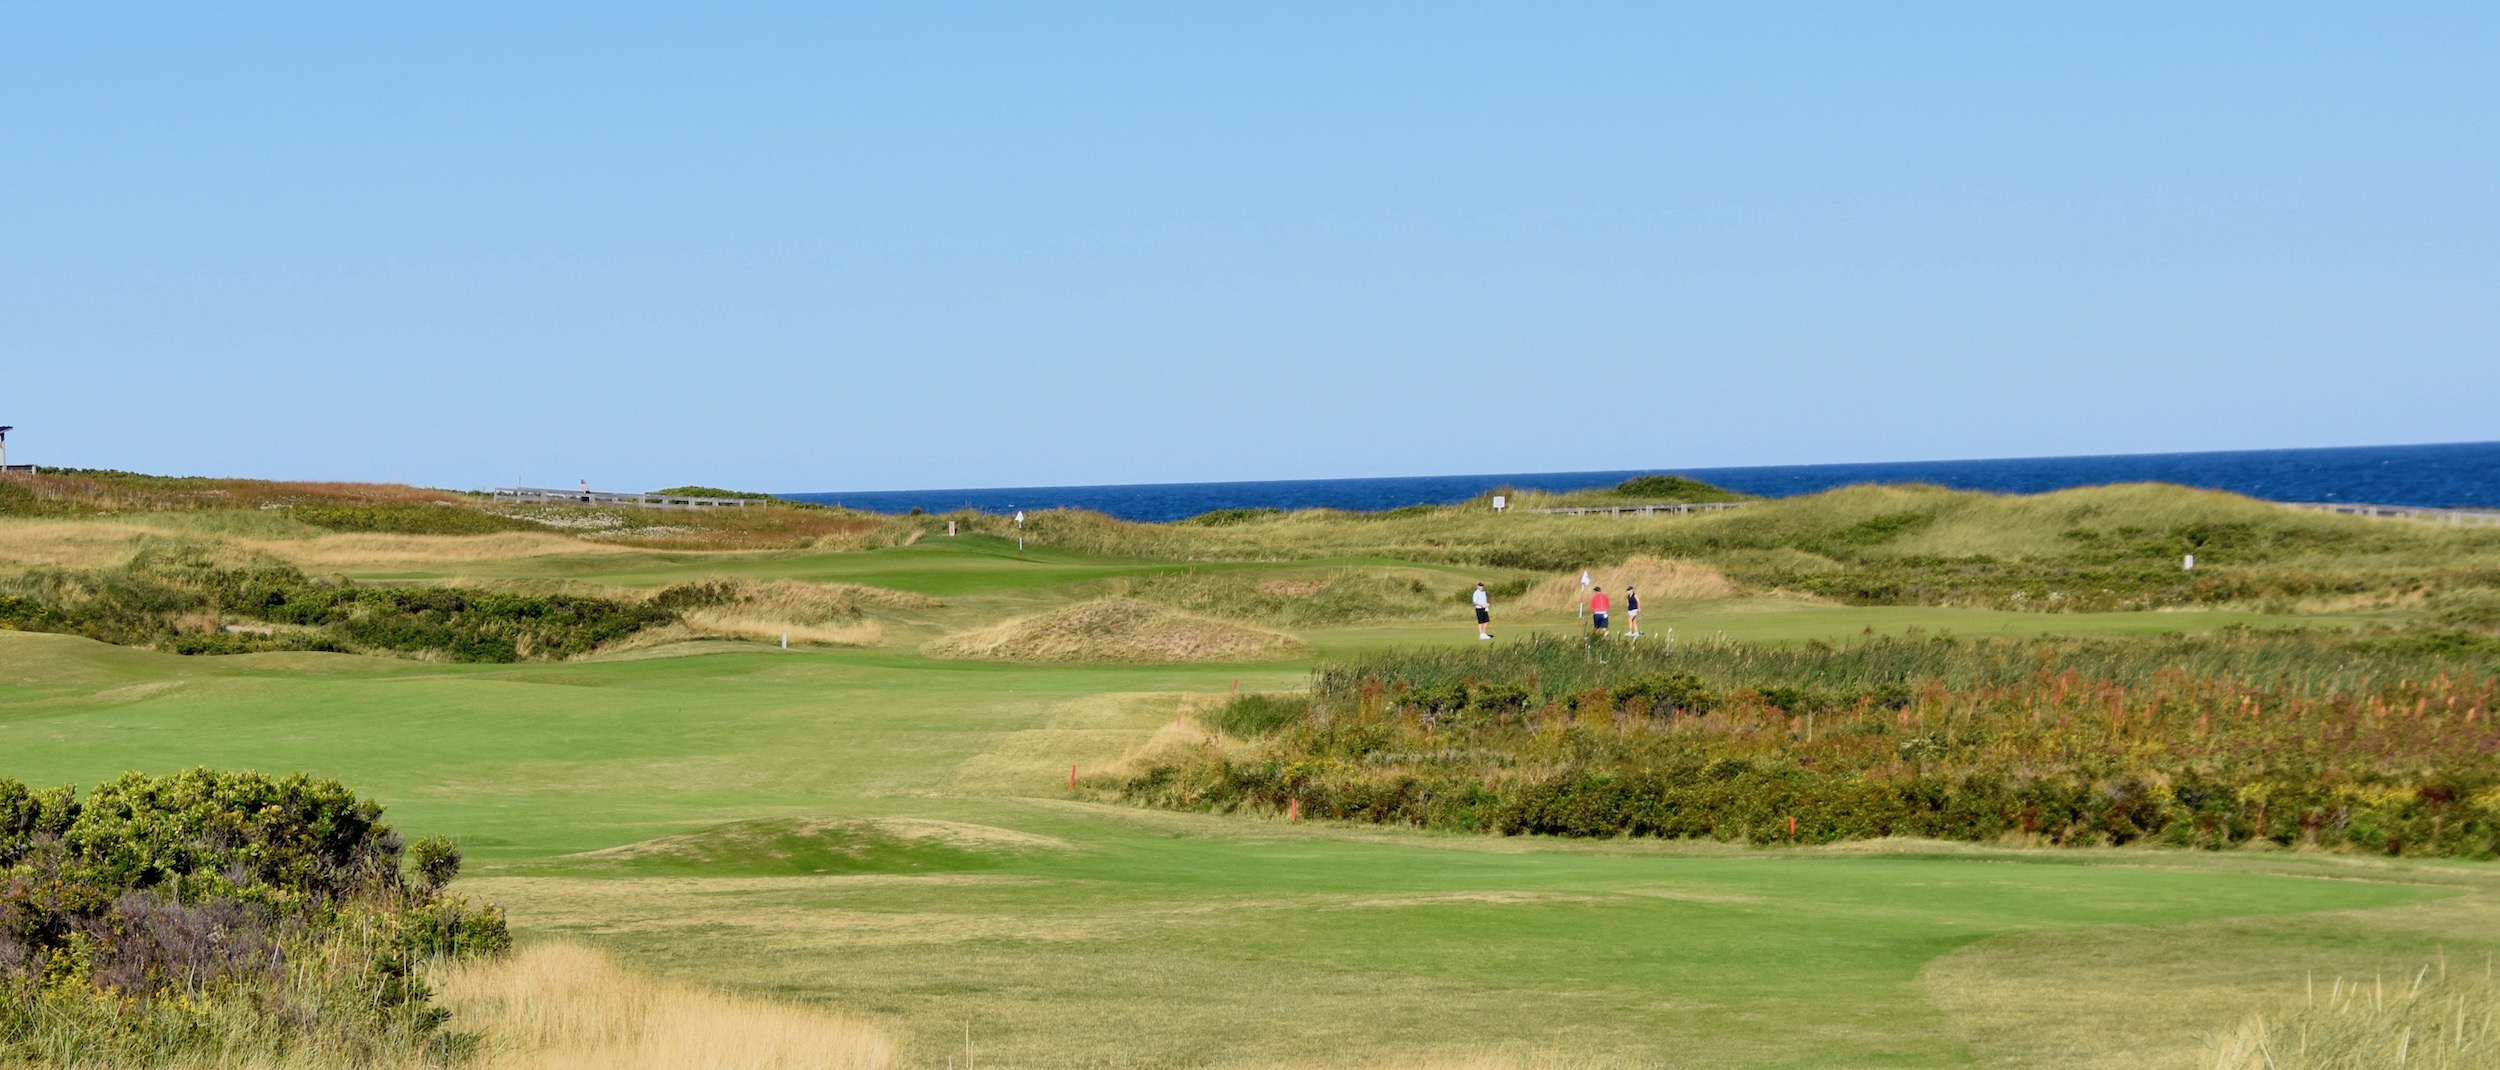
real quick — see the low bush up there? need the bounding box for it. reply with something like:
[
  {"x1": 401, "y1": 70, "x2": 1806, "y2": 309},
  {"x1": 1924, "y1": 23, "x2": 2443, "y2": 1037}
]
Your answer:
[
  {"x1": 289, "y1": 502, "x2": 538, "y2": 535},
  {"x1": 1126, "y1": 631, "x2": 2500, "y2": 855},
  {"x1": 1613, "y1": 475, "x2": 1751, "y2": 502},
  {"x1": 0, "y1": 546, "x2": 671, "y2": 661},
  {"x1": 1182, "y1": 508, "x2": 1284, "y2": 526},
  {"x1": 0, "y1": 769, "x2": 507, "y2": 1067},
  {"x1": 1214, "y1": 694, "x2": 1306, "y2": 738},
  {"x1": 647, "y1": 486, "x2": 776, "y2": 500},
  {"x1": 1123, "y1": 568, "x2": 1457, "y2": 627}
]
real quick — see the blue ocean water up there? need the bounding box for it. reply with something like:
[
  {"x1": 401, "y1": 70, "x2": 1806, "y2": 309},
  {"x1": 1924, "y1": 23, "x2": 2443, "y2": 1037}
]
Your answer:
[{"x1": 785, "y1": 440, "x2": 2500, "y2": 523}]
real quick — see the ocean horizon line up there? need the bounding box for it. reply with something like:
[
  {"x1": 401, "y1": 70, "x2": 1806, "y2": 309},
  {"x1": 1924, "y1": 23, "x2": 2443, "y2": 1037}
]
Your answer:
[{"x1": 781, "y1": 440, "x2": 2499, "y2": 522}]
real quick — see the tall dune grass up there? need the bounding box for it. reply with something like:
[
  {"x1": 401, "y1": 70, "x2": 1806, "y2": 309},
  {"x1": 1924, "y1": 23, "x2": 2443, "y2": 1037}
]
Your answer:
[
  {"x1": 999, "y1": 483, "x2": 2500, "y2": 612},
  {"x1": 2209, "y1": 959, "x2": 2497, "y2": 1069},
  {"x1": 1509, "y1": 556, "x2": 1737, "y2": 613},
  {"x1": 426, "y1": 943, "x2": 897, "y2": 1070},
  {"x1": 925, "y1": 598, "x2": 1308, "y2": 663},
  {"x1": 1119, "y1": 567, "x2": 1469, "y2": 626}
]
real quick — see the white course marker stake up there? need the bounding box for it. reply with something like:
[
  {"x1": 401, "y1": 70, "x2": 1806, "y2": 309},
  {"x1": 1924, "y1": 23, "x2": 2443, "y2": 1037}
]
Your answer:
[{"x1": 781, "y1": 631, "x2": 788, "y2": 650}]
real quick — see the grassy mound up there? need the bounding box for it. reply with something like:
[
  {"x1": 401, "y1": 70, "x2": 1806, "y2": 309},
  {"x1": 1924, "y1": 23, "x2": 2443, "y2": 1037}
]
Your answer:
[
  {"x1": 621, "y1": 576, "x2": 938, "y2": 649},
  {"x1": 1, "y1": 545, "x2": 670, "y2": 661},
  {"x1": 923, "y1": 598, "x2": 1308, "y2": 663},
  {"x1": 557, "y1": 816, "x2": 1068, "y2": 876},
  {"x1": 1611, "y1": 474, "x2": 1753, "y2": 502},
  {"x1": 1510, "y1": 555, "x2": 1739, "y2": 613},
  {"x1": 1122, "y1": 567, "x2": 1465, "y2": 626}
]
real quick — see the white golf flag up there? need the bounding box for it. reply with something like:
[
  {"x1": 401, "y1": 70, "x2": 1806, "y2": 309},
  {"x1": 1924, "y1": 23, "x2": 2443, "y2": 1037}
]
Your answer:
[{"x1": 1581, "y1": 570, "x2": 1591, "y2": 587}]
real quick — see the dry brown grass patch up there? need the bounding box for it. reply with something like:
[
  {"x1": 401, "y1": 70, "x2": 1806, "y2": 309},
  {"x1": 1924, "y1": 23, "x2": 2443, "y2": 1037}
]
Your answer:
[
  {"x1": 428, "y1": 942, "x2": 899, "y2": 1070},
  {"x1": 1511, "y1": 555, "x2": 1739, "y2": 613},
  {"x1": 921, "y1": 598, "x2": 1307, "y2": 663}
]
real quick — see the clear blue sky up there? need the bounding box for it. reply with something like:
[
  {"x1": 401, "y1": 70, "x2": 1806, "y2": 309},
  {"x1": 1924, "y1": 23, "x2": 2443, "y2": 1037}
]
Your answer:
[{"x1": 4, "y1": 5, "x2": 2493, "y2": 493}]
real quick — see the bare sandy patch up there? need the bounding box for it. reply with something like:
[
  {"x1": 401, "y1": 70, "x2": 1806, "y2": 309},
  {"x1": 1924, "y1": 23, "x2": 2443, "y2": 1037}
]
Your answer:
[{"x1": 922, "y1": 598, "x2": 1307, "y2": 663}]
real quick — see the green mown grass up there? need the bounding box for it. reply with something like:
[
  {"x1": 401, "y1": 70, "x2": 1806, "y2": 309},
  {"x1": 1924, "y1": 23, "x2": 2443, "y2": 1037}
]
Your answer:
[
  {"x1": 7, "y1": 612, "x2": 2497, "y2": 1068},
  {"x1": 7, "y1": 493, "x2": 2499, "y2": 1068}
]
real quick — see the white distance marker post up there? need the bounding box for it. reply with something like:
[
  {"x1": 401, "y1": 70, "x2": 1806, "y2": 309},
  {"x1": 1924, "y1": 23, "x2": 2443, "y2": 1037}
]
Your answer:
[{"x1": 2184, "y1": 553, "x2": 2195, "y2": 571}]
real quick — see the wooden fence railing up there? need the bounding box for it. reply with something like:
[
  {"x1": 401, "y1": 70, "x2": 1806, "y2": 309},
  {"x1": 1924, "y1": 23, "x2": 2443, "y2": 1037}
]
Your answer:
[
  {"x1": 1526, "y1": 501, "x2": 1751, "y2": 517},
  {"x1": 2283, "y1": 502, "x2": 2500, "y2": 527},
  {"x1": 491, "y1": 487, "x2": 768, "y2": 510}
]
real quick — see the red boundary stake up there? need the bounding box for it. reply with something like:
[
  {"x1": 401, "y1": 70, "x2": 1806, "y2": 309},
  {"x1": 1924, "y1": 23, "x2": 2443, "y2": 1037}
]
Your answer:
[
  {"x1": 1788, "y1": 815, "x2": 1797, "y2": 838},
  {"x1": 1287, "y1": 798, "x2": 1301, "y2": 823},
  {"x1": 1069, "y1": 764, "x2": 1078, "y2": 789}
]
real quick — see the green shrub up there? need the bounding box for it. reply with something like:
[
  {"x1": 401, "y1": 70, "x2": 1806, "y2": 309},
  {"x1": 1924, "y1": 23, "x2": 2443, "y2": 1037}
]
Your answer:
[
  {"x1": 1126, "y1": 631, "x2": 2500, "y2": 855},
  {"x1": 0, "y1": 547, "x2": 672, "y2": 662},
  {"x1": 1613, "y1": 475, "x2": 1748, "y2": 502},
  {"x1": 647, "y1": 485, "x2": 776, "y2": 500},
  {"x1": 1609, "y1": 672, "x2": 1717, "y2": 715},
  {"x1": 405, "y1": 835, "x2": 462, "y2": 893},
  {"x1": 0, "y1": 770, "x2": 507, "y2": 1067},
  {"x1": 1183, "y1": 508, "x2": 1285, "y2": 526},
  {"x1": 289, "y1": 503, "x2": 536, "y2": 535},
  {"x1": 1215, "y1": 694, "x2": 1307, "y2": 738}
]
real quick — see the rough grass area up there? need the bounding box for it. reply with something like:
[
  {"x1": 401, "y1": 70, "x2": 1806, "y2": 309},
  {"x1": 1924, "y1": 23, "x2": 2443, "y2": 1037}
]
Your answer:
[
  {"x1": 0, "y1": 470, "x2": 476, "y2": 516},
  {"x1": 603, "y1": 576, "x2": 938, "y2": 648},
  {"x1": 923, "y1": 598, "x2": 1308, "y2": 663},
  {"x1": 12, "y1": 474, "x2": 2500, "y2": 1067},
  {"x1": 7, "y1": 623, "x2": 2492, "y2": 1068},
  {"x1": 0, "y1": 470, "x2": 881, "y2": 550},
  {"x1": 1127, "y1": 630, "x2": 2500, "y2": 853},
  {"x1": 2210, "y1": 961, "x2": 2498, "y2": 1069},
  {"x1": 0, "y1": 545, "x2": 671, "y2": 661},
  {"x1": 1120, "y1": 567, "x2": 1465, "y2": 626},
  {"x1": 1509, "y1": 555, "x2": 1739, "y2": 613},
  {"x1": 994, "y1": 483, "x2": 2500, "y2": 614},
  {"x1": 430, "y1": 942, "x2": 896, "y2": 1070}
]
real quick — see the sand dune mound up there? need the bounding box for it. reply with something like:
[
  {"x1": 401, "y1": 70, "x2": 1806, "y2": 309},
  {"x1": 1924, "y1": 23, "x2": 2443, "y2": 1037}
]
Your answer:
[
  {"x1": 923, "y1": 598, "x2": 1309, "y2": 663},
  {"x1": 1513, "y1": 556, "x2": 1739, "y2": 613},
  {"x1": 603, "y1": 576, "x2": 940, "y2": 651},
  {"x1": 558, "y1": 816, "x2": 1069, "y2": 876}
]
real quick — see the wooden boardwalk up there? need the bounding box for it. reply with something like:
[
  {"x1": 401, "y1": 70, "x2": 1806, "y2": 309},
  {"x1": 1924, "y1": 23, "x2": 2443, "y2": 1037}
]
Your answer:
[
  {"x1": 2284, "y1": 501, "x2": 2500, "y2": 527},
  {"x1": 1523, "y1": 498, "x2": 2498, "y2": 527},
  {"x1": 491, "y1": 486, "x2": 768, "y2": 510},
  {"x1": 1527, "y1": 501, "x2": 1750, "y2": 517}
]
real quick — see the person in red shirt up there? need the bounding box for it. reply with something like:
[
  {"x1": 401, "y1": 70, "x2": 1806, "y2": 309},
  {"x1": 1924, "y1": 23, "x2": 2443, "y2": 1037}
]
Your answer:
[{"x1": 1589, "y1": 586, "x2": 1611, "y2": 634}]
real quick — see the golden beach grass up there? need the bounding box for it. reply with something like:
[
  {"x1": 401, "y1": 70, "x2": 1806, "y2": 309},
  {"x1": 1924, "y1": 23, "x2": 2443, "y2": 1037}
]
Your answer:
[
  {"x1": 427, "y1": 942, "x2": 899, "y2": 1070},
  {"x1": 1508, "y1": 555, "x2": 1739, "y2": 613},
  {"x1": 922, "y1": 598, "x2": 1308, "y2": 663}
]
